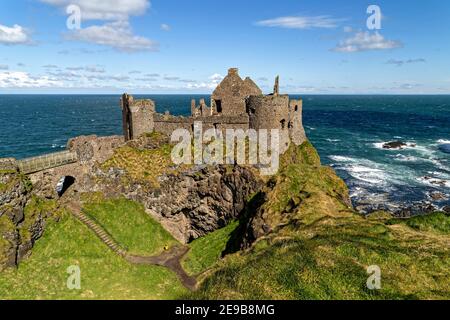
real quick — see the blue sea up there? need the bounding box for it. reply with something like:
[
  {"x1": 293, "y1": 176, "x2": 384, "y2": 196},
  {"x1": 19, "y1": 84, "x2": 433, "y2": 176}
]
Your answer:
[{"x1": 1, "y1": 94, "x2": 449, "y2": 211}]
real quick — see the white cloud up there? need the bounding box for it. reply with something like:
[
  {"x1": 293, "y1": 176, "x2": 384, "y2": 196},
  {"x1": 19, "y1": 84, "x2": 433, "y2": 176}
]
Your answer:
[
  {"x1": 41, "y1": 0, "x2": 156, "y2": 52},
  {"x1": 163, "y1": 76, "x2": 179, "y2": 81},
  {"x1": 160, "y1": 23, "x2": 171, "y2": 31},
  {"x1": 343, "y1": 26, "x2": 353, "y2": 33},
  {"x1": 333, "y1": 31, "x2": 402, "y2": 53},
  {"x1": 183, "y1": 73, "x2": 224, "y2": 90},
  {"x1": 40, "y1": 0, "x2": 150, "y2": 21},
  {"x1": 0, "y1": 71, "x2": 62, "y2": 88},
  {"x1": 209, "y1": 73, "x2": 223, "y2": 82},
  {"x1": 85, "y1": 65, "x2": 106, "y2": 73},
  {"x1": 386, "y1": 58, "x2": 426, "y2": 66},
  {"x1": 255, "y1": 15, "x2": 343, "y2": 29},
  {"x1": 0, "y1": 24, "x2": 31, "y2": 45},
  {"x1": 66, "y1": 20, "x2": 158, "y2": 52}
]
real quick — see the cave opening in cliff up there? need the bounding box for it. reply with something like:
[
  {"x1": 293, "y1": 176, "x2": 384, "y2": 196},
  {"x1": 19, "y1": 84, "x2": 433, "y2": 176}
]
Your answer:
[{"x1": 56, "y1": 176, "x2": 76, "y2": 197}]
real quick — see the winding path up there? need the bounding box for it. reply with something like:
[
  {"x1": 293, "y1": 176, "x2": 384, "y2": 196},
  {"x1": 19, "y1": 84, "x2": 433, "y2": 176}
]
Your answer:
[{"x1": 66, "y1": 201, "x2": 197, "y2": 290}]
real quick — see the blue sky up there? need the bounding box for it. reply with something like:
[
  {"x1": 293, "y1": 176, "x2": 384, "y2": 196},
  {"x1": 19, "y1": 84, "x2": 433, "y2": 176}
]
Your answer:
[{"x1": 0, "y1": 0, "x2": 449, "y2": 94}]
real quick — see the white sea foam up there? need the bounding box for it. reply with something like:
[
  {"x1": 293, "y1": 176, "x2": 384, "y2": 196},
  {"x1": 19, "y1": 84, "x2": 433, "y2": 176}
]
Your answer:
[
  {"x1": 416, "y1": 176, "x2": 450, "y2": 188},
  {"x1": 437, "y1": 139, "x2": 450, "y2": 144},
  {"x1": 345, "y1": 165, "x2": 387, "y2": 185},
  {"x1": 326, "y1": 138, "x2": 341, "y2": 142},
  {"x1": 329, "y1": 155, "x2": 356, "y2": 163},
  {"x1": 330, "y1": 153, "x2": 419, "y2": 189},
  {"x1": 392, "y1": 154, "x2": 423, "y2": 162}
]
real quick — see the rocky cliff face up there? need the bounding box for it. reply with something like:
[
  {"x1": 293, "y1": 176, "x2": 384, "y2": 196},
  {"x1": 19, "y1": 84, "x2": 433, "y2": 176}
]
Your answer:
[
  {"x1": 0, "y1": 171, "x2": 29, "y2": 269},
  {"x1": 0, "y1": 171, "x2": 61, "y2": 270},
  {"x1": 135, "y1": 165, "x2": 262, "y2": 243},
  {"x1": 90, "y1": 134, "x2": 263, "y2": 243}
]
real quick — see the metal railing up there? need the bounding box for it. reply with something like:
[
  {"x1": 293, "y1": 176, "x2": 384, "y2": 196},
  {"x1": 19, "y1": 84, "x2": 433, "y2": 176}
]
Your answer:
[{"x1": 17, "y1": 150, "x2": 78, "y2": 174}]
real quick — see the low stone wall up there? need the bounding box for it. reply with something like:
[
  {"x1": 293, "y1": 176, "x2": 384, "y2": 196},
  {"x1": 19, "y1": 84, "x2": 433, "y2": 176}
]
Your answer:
[{"x1": 153, "y1": 113, "x2": 250, "y2": 136}]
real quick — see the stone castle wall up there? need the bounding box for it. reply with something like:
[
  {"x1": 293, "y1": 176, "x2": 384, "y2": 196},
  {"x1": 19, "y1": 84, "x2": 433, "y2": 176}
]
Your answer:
[
  {"x1": 289, "y1": 99, "x2": 307, "y2": 146},
  {"x1": 153, "y1": 113, "x2": 250, "y2": 136},
  {"x1": 120, "y1": 94, "x2": 155, "y2": 141}
]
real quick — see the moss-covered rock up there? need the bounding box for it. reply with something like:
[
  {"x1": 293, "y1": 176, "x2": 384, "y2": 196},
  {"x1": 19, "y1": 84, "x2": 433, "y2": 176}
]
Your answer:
[{"x1": 0, "y1": 170, "x2": 62, "y2": 270}]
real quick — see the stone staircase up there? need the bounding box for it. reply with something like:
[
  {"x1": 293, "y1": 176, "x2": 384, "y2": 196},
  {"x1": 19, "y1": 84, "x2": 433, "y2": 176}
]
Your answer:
[
  {"x1": 66, "y1": 202, "x2": 127, "y2": 257},
  {"x1": 65, "y1": 201, "x2": 197, "y2": 290}
]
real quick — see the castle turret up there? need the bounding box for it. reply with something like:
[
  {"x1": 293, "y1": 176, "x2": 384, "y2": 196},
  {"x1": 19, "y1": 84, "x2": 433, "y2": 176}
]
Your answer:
[
  {"x1": 288, "y1": 99, "x2": 307, "y2": 146},
  {"x1": 247, "y1": 94, "x2": 291, "y2": 153}
]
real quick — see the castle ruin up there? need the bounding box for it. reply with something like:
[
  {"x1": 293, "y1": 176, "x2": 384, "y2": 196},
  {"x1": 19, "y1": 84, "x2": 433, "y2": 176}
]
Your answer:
[{"x1": 120, "y1": 68, "x2": 307, "y2": 153}]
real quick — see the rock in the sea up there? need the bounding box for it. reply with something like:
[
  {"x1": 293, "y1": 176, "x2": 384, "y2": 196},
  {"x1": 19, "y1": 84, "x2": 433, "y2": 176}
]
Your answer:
[
  {"x1": 382, "y1": 141, "x2": 411, "y2": 149},
  {"x1": 428, "y1": 191, "x2": 448, "y2": 201},
  {"x1": 438, "y1": 144, "x2": 450, "y2": 154},
  {"x1": 422, "y1": 176, "x2": 448, "y2": 187},
  {"x1": 443, "y1": 206, "x2": 450, "y2": 215},
  {"x1": 394, "y1": 202, "x2": 437, "y2": 218}
]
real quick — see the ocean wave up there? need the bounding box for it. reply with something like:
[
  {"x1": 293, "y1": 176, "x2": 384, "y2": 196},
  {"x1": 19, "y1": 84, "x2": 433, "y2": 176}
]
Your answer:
[
  {"x1": 326, "y1": 138, "x2": 341, "y2": 142},
  {"x1": 330, "y1": 154, "x2": 417, "y2": 188},
  {"x1": 329, "y1": 155, "x2": 390, "y2": 185},
  {"x1": 344, "y1": 165, "x2": 388, "y2": 185},
  {"x1": 329, "y1": 155, "x2": 356, "y2": 162},
  {"x1": 392, "y1": 154, "x2": 423, "y2": 162},
  {"x1": 437, "y1": 139, "x2": 450, "y2": 144},
  {"x1": 416, "y1": 176, "x2": 450, "y2": 189}
]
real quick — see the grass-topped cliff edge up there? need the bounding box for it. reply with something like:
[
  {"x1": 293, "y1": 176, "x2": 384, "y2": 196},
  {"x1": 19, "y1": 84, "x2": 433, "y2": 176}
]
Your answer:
[{"x1": 187, "y1": 142, "x2": 450, "y2": 300}]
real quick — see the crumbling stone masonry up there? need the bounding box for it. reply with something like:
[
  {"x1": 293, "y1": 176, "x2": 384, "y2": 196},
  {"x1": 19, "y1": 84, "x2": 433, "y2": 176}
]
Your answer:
[
  {"x1": 120, "y1": 93, "x2": 155, "y2": 141},
  {"x1": 120, "y1": 68, "x2": 307, "y2": 153}
]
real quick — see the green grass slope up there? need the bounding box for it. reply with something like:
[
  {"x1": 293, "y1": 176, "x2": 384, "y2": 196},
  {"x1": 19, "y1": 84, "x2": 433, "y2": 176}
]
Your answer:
[
  {"x1": 82, "y1": 196, "x2": 178, "y2": 256},
  {"x1": 0, "y1": 199, "x2": 187, "y2": 300},
  {"x1": 188, "y1": 142, "x2": 450, "y2": 300},
  {"x1": 182, "y1": 220, "x2": 239, "y2": 276}
]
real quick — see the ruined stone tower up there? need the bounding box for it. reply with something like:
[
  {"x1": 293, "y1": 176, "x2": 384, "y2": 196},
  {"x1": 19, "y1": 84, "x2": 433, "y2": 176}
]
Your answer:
[{"x1": 120, "y1": 93, "x2": 155, "y2": 141}]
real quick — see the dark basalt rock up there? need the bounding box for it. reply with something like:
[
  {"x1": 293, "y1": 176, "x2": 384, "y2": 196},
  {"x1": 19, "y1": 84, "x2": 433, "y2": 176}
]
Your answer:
[
  {"x1": 394, "y1": 202, "x2": 437, "y2": 218},
  {"x1": 383, "y1": 141, "x2": 409, "y2": 149},
  {"x1": 428, "y1": 191, "x2": 448, "y2": 201},
  {"x1": 137, "y1": 165, "x2": 263, "y2": 243},
  {"x1": 0, "y1": 172, "x2": 29, "y2": 269}
]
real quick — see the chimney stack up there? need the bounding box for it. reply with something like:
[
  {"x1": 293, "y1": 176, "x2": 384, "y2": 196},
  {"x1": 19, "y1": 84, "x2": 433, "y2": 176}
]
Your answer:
[
  {"x1": 273, "y1": 76, "x2": 279, "y2": 95},
  {"x1": 228, "y1": 68, "x2": 239, "y2": 76}
]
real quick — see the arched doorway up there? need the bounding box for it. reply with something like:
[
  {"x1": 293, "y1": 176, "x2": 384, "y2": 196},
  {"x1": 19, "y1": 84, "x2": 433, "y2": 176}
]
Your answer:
[{"x1": 56, "y1": 176, "x2": 76, "y2": 197}]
